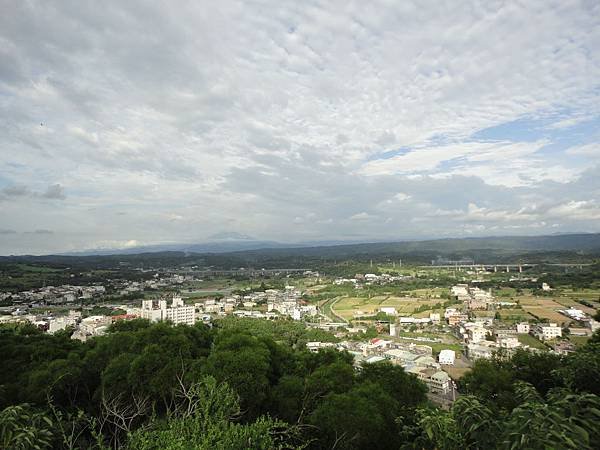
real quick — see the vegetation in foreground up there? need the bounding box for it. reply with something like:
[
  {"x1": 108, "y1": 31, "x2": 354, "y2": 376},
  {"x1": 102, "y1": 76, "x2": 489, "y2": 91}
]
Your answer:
[{"x1": 1, "y1": 317, "x2": 600, "y2": 449}]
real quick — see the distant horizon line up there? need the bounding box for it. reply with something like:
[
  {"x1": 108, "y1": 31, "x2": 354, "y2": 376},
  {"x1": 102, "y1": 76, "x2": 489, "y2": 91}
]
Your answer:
[{"x1": 2, "y1": 231, "x2": 599, "y2": 258}]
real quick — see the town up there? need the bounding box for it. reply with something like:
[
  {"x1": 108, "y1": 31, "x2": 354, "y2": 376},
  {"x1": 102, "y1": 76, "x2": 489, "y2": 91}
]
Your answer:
[{"x1": 3, "y1": 258, "x2": 599, "y2": 409}]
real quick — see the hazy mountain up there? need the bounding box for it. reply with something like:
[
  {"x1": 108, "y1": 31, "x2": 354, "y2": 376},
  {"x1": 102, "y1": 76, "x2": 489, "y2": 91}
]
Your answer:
[{"x1": 25, "y1": 232, "x2": 600, "y2": 259}]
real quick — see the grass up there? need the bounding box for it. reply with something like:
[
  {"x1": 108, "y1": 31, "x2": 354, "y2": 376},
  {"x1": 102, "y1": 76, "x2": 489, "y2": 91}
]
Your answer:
[
  {"x1": 332, "y1": 295, "x2": 442, "y2": 320},
  {"x1": 498, "y1": 308, "x2": 535, "y2": 323},
  {"x1": 393, "y1": 338, "x2": 463, "y2": 355},
  {"x1": 568, "y1": 335, "x2": 591, "y2": 347},
  {"x1": 517, "y1": 333, "x2": 547, "y2": 350},
  {"x1": 15, "y1": 264, "x2": 61, "y2": 273}
]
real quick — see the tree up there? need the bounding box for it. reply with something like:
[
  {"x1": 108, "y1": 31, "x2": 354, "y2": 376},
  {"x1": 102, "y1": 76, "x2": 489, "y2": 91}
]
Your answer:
[
  {"x1": 460, "y1": 358, "x2": 516, "y2": 410},
  {"x1": 308, "y1": 384, "x2": 397, "y2": 450},
  {"x1": 204, "y1": 332, "x2": 272, "y2": 418},
  {"x1": 0, "y1": 404, "x2": 54, "y2": 450},
  {"x1": 125, "y1": 376, "x2": 305, "y2": 450},
  {"x1": 356, "y1": 362, "x2": 427, "y2": 407},
  {"x1": 558, "y1": 342, "x2": 600, "y2": 396}
]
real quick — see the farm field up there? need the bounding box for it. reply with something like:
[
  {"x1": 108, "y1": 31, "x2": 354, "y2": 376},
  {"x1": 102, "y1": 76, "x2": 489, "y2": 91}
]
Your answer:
[
  {"x1": 517, "y1": 296, "x2": 573, "y2": 325},
  {"x1": 331, "y1": 295, "x2": 441, "y2": 320},
  {"x1": 497, "y1": 308, "x2": 535, "y2": 323}
]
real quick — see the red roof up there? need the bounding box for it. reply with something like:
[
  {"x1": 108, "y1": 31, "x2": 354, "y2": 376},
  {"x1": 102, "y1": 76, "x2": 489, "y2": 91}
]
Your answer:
[{"x1": 111, "y1": 314, "x2": 137, "y2": 321}]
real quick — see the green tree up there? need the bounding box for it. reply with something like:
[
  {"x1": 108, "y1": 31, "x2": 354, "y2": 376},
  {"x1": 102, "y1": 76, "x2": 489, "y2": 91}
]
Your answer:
[
  {"x1": 0, "y1": 404, "x2": 54, "y2": 450},
  {"x1": 126, "y1": 376, "x2": 304, "y2": 450}
]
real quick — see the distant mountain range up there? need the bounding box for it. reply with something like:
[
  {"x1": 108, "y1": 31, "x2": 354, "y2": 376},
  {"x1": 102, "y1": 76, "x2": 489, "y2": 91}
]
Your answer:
[{"x1": 50, "y1": 232, "x2": 600, "y2": 258}]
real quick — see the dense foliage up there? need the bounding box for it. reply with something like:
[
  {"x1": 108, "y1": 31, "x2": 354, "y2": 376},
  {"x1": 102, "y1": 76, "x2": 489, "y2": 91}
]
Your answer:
[{"x1": 1, "y1": 319, "x2": 600, "y2": 449}]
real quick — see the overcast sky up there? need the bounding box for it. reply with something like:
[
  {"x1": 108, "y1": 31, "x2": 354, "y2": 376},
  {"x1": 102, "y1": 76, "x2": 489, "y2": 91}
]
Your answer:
[{"x1": 1, "y1": 0, "x2": 600, "y2": 255}]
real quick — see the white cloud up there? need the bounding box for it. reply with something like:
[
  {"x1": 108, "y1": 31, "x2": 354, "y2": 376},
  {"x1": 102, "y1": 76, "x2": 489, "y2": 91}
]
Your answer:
[
  {"x1": 349, "y1": 212, "x2": 372, "y2": 221},
  {"x1": 0, "y1": 0, "x2": 599, "y2": 253},
  {"x1": 566, "y1": 143, "x2": 600, "y2": 158}
]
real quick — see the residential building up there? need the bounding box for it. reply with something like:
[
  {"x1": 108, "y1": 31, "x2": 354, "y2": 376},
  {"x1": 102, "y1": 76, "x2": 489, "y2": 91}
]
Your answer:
[
  {"x1": 471, "y1": 327, "x2": 488, "y2": 343},
  {"x1": 141, "y1": 295, "x2": 195, "y2": 326},
  {"x1": 498, "y1": 337, "x2": 520, "y2": 349},
  {"x1": 467, "y1": 341, "x2": 498, "y2": 360},
  {"x1": 535, "y1": 323, "x2": 562, "y2": 340},
  {"x1": 438, "y1": 349, "x2": 456, "y2": 365},
  {"x1": 408, "y1": 367, "x2": 451, "y2": 395}
]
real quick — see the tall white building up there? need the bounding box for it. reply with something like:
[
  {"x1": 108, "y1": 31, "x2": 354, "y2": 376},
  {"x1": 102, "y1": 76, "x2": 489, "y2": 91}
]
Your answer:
[{"x1": 141, "y1": 295, "x2": 195, "y2": 326}]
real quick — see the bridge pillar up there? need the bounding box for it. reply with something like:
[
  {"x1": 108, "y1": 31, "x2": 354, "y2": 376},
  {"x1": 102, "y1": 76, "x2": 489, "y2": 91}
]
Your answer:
[
  {"x1": 494, "y1": 266, "x2": 497, "y2": 273},
  {"x1": 519, "y1": 265, "x2": 522, "y2": 273},
  {"x1": 506, "y1": 266, "x2": 510, "y2": 273}
]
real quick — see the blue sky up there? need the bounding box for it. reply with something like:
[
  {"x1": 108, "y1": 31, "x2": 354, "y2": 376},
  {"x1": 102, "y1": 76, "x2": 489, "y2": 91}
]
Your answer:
[{"x1": 0, "y1": 0, "x2": 599, "y2": 254}]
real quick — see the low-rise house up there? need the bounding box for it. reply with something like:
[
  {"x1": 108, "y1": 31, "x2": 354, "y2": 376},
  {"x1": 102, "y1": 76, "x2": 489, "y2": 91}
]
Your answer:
[
  {"x1": 429, "y1": 313, "x2": 441, "y2": 323},
  {"x1": 380, "y1": 307, "x2": 397, "y2": 316},
  {"x1": 306, "y1": 342, "x2": 337, "y2": 353},
  {"x1": 447, "y1": 313, "x2": 469, "y2": 326},
  {"x1": 384, "y1": 349, "x2": 420, "y2": 367},
  {"x1": 568, "y1": 327, "x2": 590, "y2": 336},
  {"x1": 414, "y1": 355, "x2": 440, "y2": 368},
  {"x1": 408, "y1": 367, "x2": 452, "y2": 395},
  {"x1": 553, "y1": 341, "x2": 576, "y2": 355},
  {"x1": 364, "y1": 355, "x2": 387, "y2": 364},
  {"x1": 498, "y1": 336, "x2": 520, "y2": 349},
  {"x1": 516, "y1": 322, "x2": 530, "y2": 334},
  {"x1": 467, "y1": 341, "x2": 498, "y2": 360},
  {"x1": 467, "y1": 327, "x2": 487, "y2": 343}
]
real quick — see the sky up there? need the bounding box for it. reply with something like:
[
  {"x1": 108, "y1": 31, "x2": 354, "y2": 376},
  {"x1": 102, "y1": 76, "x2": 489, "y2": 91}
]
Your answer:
[{"x1": 1, "y1": 0, "x2": 600, "y2": 255}]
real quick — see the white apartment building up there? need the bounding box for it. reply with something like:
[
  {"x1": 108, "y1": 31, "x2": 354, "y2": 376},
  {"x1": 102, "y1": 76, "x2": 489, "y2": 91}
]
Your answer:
[
  {"x1": 516, "y1": 322, "x2": 530, "y2": 334},
  {"x1": 438, "y1": 349, "x2": 456, "y2": 365},
  {"x1": 536, "y1": 323, "x2": 562, "y2": 340},
  {"x1": 141, "y1": 295, "x2": 196, "y2": 326},
  {"x1": 468, "y1": 327, "x2": 488, "y2": 343}
]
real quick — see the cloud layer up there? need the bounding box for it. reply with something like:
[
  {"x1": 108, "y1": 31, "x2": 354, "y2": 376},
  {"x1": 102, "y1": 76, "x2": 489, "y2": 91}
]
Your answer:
[{"x1": 1, "y1": 0, "x2": 599, "y2": 254}]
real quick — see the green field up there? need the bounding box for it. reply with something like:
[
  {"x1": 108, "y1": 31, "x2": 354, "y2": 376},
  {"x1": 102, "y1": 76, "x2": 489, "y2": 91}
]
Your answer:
[
  {"x1": 517, "y1": 333, "x2": 547, "y2": 349},
  {"x1": 331, "y1": 295, "x2": 442, "y2": 320},
  {"x1": 568, "y1": 335, "x2": 591, "y2": 347}
]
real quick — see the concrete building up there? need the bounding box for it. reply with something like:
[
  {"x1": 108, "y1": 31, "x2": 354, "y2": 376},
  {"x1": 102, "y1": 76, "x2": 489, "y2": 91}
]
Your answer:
[
  {"x1": 516, "y1": 322, "x2": 530, "y2": 334},
  {"x1": 535, "y1": 323, "x2": 562, "y2": 340},
  {"x1": 498, "y1": 336, "x2": 520, "y2": 349},
  {"x1": 468, "y1": 327, "x2": 488, "y2": 343},
  {"x1": 408, "y1": 367, "x2": 452, "y2": 395},
  {"x1": 141, "y1": 295, "x2": 195, "y2": 326},
  {"x1": 438, "y1": 349, "x2": 456, "y2": 365},
  {"x1": 467, "y1": 341, "x2": 498, "y2": 360}
]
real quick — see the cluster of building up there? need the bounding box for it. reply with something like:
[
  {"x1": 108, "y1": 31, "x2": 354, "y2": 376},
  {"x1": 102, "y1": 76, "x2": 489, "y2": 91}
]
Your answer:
[
  {"x1": 334, "y1": 273, "x2": 412, "y2": 287},
  {"x1": 451, "y1": 284, "x2": 496, "y2": 310},
  {"x1": 455, "y1": 316, "x2": 566, "y2": 359},
  {"x1": 306, "y1": 338, "x2": 457, "y2": 398},
  {"x1": 190, "y1": 286, "x2": 317, "y2": 321},
  {"x1": 1, "y1": 272, "x2": 205, "y2": 309},
  {"x1": 0, "y1": 308, "x2": 128, "y2": 342},
  {"x1": 3, "y1": 284, "x2": 106, "y2": 305}
]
